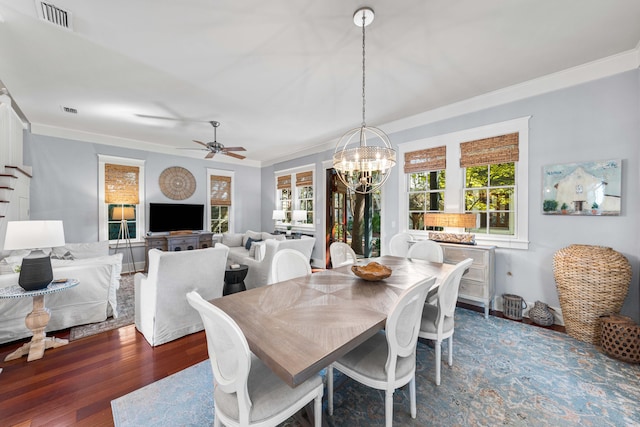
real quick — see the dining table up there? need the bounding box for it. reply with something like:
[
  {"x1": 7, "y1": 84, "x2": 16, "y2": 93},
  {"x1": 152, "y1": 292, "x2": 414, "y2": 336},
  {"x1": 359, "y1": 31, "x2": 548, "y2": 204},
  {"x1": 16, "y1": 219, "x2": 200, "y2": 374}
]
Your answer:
[{"x1": 210, "y1": 255, "x2": 456, "y2": 388}]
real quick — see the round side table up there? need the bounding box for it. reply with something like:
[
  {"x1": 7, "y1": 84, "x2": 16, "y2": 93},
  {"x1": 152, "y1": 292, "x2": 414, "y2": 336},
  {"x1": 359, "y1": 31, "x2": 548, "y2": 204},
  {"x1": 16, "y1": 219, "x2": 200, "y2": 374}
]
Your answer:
[
  {"x1": 224, "y1": 265, "x2": 248, "y2": 296},
  {"x1": 0, "y1": 279, "x2": 79, "y2": 362}
]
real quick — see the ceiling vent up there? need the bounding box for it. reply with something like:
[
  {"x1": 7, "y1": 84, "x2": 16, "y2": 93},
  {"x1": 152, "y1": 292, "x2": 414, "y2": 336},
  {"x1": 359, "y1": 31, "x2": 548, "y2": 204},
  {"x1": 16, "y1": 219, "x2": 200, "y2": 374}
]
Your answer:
[
  {"x1": 35, "y1": 1, "x2": 73, "y2": 30},
  {"x1": 61, "y1": 106, "x2": 78, "y2": 114}
]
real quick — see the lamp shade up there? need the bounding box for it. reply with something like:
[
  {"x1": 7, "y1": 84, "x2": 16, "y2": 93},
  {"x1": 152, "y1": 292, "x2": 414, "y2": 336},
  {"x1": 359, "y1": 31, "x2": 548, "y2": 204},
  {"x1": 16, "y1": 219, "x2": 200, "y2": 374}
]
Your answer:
[
  {"x1": 292, "y1": 210, "x2": 307, "y2": 222},
  {"x1": 424, "y1": 213, "x2": 478, "y2": 229},
  {"x1": 272, "y1": 210, "x2": 286, "y2": 221},
  {"x1": 4, "y1": 220, "x2": 66, "y2": 250},
  {"x1": 113, "y1": 206, "x2": 135, "y2": 221}
]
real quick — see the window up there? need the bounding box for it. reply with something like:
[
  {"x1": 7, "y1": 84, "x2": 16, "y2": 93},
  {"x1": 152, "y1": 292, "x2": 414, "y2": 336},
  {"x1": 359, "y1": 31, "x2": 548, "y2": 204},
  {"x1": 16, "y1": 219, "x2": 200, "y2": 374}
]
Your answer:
[
  {"x1": 277, "y1": 175, "x2": 293, "y2": 223},
  {"x1": 275, "y1": 165, "x2": 315, "y2": 229},
  {"x1": 208, "y1": 169, "x2": 234, "y2": 233},
  {"x1": 398, "y1": 117, "x2": 529, "y2": 249},
  {"x1": 98, "y1": 155, "x2": 145, "y2": 243},
  {"x1": 405, "y1": 146, "x2": 447, "y2": 231},
  {"x1": 296, "y1": 171, "x2": 314, "y2": 224}
]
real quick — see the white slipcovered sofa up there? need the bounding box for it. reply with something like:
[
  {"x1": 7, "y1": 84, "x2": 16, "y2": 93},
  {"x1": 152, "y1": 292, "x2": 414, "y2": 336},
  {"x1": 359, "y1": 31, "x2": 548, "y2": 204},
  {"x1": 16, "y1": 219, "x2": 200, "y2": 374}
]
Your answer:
[
  {"x1": 0, "y1": 241, "x2": 123, "y2": 344},
  {"x1": 219, "y1": 230, "x2": 315, "y2": 289},
  {"x1": 134, "y1": 245, "x2": 228, "y2": 346}
]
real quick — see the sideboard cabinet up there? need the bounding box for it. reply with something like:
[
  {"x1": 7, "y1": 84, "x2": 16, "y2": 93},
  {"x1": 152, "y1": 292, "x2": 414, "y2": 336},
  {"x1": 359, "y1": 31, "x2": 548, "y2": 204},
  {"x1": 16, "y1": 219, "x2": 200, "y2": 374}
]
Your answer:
[
  {"x1": 438, "y1": 242, "x2": 495, "y2": 318},
  {"x1": 144, "y1": 232, "x2": 215, "y2": 271}
]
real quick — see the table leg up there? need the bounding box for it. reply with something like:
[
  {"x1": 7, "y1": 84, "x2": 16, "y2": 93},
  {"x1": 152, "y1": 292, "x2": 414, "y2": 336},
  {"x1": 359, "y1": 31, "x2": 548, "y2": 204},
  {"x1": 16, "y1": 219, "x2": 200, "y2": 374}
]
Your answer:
[{"x1": 4, "y1": 295, "x2": 69, "y2": 362}]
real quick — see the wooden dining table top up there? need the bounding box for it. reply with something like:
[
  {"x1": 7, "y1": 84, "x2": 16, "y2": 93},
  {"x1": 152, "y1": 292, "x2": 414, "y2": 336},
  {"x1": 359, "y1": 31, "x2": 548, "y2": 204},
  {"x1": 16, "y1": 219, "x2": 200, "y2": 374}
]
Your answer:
[{"x1": 209, "y1": 255, "x2": 455, "y2": 387}]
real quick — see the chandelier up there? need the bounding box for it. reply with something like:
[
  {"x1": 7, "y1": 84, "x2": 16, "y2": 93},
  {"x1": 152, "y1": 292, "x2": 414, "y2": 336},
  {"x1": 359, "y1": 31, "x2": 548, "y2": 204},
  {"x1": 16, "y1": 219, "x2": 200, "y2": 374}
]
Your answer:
[{"x1": 333, "y1": 7, "x2": 396, "y2": 195}]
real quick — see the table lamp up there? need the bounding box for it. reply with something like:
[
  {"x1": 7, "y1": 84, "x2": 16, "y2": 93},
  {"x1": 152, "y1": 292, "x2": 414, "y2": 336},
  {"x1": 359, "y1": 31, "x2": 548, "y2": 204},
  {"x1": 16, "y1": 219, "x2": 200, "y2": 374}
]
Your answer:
[
  {"x1": 292, "y1": 210, "x2": 307, "y2": 225},
  {"x1": 272, "y1": 210, "x2": 286, "y2": 222},
  {"x1": 424, "y1": 213, "x2": 478, "y2": 244},
  {"x1": 3, "y1": 220, "x2": 66, "y2": 290}
]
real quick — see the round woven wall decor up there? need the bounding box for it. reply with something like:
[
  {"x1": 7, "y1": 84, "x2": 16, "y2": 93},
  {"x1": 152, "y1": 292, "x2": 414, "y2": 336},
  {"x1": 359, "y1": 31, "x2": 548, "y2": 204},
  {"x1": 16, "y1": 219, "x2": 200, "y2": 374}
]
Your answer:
[{"x1": 159, "y1": 167, "x2": 196, "y2": 200}]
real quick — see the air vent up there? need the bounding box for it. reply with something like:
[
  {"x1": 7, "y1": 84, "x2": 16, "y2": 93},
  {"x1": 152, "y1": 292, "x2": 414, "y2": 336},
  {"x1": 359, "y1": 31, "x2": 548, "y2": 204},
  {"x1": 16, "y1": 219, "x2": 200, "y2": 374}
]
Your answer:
[
  {"x1": 35, "y1": 1, "x2": 73, "y2": 30},
  {"x1": 61, "y1": 106, "x2": 78, "y2": 114}
]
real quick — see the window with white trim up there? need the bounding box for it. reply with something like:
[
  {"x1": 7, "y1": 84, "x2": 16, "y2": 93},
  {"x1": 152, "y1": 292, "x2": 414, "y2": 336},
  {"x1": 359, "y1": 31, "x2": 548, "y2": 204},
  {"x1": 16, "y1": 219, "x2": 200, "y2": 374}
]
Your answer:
[
  {"x1": 398, "y1": 117, "x2": 529, "y2": 249},
  {"x1": 274, "y1": 165, "x2": 315, "y2": 228},
  {"x1": 208, "y1": 169, "x2": 234, "y2": 234},
  {"x1": 98, "y1": 155, "x2": 145, "y2": 244}
]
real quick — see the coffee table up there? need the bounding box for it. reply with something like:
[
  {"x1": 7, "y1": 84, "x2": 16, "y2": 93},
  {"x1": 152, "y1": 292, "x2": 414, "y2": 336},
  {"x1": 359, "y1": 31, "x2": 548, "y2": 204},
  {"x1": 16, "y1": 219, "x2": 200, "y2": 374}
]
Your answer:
[
  {"x1": 0, "y1": 279, "x2": 79, "y2": 362},
  {"x1": 223, "y1": 264, "x2": 248, "y2": 295}
]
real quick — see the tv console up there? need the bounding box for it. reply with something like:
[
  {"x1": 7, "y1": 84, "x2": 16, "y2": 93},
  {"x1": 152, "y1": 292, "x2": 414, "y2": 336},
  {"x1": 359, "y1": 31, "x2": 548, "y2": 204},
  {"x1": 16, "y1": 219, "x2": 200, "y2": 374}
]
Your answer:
[{"x1": 144, "y1": 232, "x2": 215, "y2": 272}]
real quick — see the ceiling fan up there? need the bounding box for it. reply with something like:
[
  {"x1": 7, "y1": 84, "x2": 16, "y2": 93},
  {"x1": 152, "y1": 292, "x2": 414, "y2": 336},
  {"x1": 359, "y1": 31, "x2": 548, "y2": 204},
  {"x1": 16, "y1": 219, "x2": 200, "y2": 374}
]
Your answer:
[{"x1": 189, "y1": 121, "x2": 246, "y2": 160}]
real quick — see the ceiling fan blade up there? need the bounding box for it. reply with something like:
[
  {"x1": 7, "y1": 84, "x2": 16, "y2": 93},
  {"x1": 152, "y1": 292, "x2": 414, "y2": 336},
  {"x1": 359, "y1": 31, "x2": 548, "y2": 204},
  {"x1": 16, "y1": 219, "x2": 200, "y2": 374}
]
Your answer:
[
  {"x1": 224, "y1": 151, "x2": 246, "y2": 160},
  {"x1": 205, "y1": 151, "x2": 216, "y2": 159},
  {"x1": 136, "y1": 114, "x2": 208, "y2": 123},
  {"x1": 222, "y1": 146, "x2": 246, "y2": 152},
  {"x1": 193, "y1": 140, "x2": 209, "y2": 148}
]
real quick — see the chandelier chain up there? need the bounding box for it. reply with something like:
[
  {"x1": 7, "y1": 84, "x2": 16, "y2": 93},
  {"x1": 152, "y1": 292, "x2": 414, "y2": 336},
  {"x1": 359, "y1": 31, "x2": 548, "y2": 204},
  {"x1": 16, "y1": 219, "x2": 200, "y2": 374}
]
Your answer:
[{"x1": 361, "y1": 12, "x2": 366, "y2": 127}]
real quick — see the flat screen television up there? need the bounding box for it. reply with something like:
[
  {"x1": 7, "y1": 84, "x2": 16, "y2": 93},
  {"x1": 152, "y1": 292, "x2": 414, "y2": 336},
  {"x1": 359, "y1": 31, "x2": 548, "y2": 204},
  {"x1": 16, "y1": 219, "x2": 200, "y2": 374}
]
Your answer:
[{"x1": 148, "y1": 203, "x2": 204, "y2": 232}]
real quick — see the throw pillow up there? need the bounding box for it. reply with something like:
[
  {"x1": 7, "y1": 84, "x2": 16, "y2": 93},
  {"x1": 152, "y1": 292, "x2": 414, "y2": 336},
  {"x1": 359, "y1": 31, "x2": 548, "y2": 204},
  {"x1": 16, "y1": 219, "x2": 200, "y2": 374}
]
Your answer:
[
  {"x1": 50, "y1": 250, "x2": 75, "y2": 260},
  {"x1": 242, "y1": 230, "x2": 263, "y2": 247},
  {"x1": 245, "y1": 237, "x2": 262, "y2": 251}
]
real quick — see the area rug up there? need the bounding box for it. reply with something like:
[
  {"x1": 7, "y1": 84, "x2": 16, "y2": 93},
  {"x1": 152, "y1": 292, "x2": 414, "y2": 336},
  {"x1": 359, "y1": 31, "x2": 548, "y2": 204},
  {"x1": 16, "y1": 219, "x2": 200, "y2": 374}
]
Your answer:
[
  {"x1": 111, "y1": 308, "x2": 640, "y2": 426},
  {"x1": 70, "y1": 274, "x2": 135, "y2": 341}
]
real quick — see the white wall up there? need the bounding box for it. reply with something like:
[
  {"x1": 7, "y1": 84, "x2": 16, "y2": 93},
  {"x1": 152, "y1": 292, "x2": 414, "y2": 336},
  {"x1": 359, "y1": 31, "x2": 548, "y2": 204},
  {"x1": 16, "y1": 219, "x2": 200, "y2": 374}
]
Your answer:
[{"x1": 23, "y1": 134, "x2": 262, "y2": 265}]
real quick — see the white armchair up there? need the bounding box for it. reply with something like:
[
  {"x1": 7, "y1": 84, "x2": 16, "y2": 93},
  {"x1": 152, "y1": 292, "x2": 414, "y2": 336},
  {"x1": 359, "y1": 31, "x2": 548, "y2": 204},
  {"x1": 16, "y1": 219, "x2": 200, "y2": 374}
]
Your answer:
[{"x1": 135, "y1": 246, "x2": 228, "y2": 346}]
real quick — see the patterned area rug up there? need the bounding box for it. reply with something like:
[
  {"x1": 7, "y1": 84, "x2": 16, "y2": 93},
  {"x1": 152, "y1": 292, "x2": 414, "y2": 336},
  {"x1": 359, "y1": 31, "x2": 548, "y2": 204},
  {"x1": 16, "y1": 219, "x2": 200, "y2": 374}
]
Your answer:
[
  {"x1": 70, "y1": 274, "x2": 135, "y2": 341},
  {"x1": 111, "y1": 308, "x2": 640, "y2": 426}
]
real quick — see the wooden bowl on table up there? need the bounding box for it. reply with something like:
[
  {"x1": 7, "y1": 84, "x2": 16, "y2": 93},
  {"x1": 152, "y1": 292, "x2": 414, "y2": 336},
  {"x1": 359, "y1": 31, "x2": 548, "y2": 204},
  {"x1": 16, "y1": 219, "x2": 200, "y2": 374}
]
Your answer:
[{"x1": 351, "y1": 262, "x2": 392, "y2": 281}]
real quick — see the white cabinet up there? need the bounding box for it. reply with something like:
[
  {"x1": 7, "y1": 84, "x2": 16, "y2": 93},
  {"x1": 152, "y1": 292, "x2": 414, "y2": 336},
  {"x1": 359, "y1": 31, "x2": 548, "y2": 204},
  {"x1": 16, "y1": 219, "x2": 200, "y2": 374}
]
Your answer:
[{"x1": 438, "y1": 242, "x2": 495, "y2": 319}]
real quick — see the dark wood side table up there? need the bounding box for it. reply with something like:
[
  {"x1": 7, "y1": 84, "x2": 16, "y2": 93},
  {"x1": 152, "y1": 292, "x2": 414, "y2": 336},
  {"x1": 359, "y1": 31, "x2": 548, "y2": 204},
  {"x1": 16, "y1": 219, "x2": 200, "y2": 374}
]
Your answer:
[{"x1": 223, "y1": 265, "x2": 248, "y2": 296}]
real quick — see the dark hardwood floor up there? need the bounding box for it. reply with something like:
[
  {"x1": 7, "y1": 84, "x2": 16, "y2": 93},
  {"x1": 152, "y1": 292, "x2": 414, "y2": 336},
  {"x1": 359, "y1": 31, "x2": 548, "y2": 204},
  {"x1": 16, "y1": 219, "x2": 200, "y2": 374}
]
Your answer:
[
  {"x1": 0, "y1": 325, "x2": 208, "y2": 426},
  {"x1": 0, "y1": 303, "x2": 564, "y2": 426}
]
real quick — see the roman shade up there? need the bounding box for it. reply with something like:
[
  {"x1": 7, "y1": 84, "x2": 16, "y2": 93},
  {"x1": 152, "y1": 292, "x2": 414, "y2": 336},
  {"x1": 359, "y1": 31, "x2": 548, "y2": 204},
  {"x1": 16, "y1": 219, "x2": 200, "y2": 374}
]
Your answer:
[
  {"x1": 459, "y1": 133, "x2": 519, "y2": 168},
  {"x1": 404, "y1": 146, "x2": 446, "y2": 173},
  {"x1": 210, "y1": 175, "x2": 231, "y2": 206},
  {"x1": 104, "y1": 164, "x2": 139, "y2": 204},
  {"x1": 277, "y1": 175, "x2": 292, "y2": 190},
  {"x1": 296, "y1": 171, "x2": 313, "y2": 187}
]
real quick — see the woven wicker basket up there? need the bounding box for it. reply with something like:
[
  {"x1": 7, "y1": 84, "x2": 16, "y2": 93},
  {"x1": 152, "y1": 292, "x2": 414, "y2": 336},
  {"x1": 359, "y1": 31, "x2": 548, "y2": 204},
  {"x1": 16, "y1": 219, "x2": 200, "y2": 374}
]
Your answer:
[
  {"x1": 553, "y1": 245, "x2": 631, "y2": 345},
  {"x1": 600, "y1": 315, "x2": 640, "y2": 364}
]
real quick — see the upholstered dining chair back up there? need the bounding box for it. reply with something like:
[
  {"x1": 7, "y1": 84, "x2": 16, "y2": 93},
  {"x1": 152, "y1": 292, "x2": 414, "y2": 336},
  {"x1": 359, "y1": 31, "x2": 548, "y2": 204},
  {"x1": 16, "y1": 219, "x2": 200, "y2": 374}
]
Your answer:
[
  {"x1": 271, "y1": 248, "x2": 312, "y2": 283},
  {"x1": 187, "y1": 290, "x2": 324, "y2": 426},
  {"x1": 135, "y1": 246, "x2": 228, "y2": 346},
  {"x1": 407, "y1": 239, "x2": 444, "y2": 263},
  {"x1": 435, "y1": 258, "x2": 473, "y2": 327},
  {"x1": 388, "y1": 232, "x2": 415, "y2": 257},
  {"x1": 329, "y1": 242, "x2": 358, "y2": 268}
]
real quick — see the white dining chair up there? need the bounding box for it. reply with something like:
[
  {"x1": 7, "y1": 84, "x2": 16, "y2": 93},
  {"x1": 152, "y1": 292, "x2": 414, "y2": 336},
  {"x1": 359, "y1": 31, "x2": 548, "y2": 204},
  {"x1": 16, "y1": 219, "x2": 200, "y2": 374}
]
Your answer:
[
  {"x1": 271, "y1": 248, "x2": 312, "y2": 283},
  {"x1": 406, "y1": 239, "x2": 443, "y2": 263},
  {"x1": 327, "y1": 275, "x2": 437, "y2": 427},
  {"x1": 418, "y1": 258, "x2": 473, "y2": 385},
  {"x1": 407, "y1": 240, "x2": 445, "y2": 305},
  {"x1": 329, "y1": 241, "x2": 358, "y2": 267},
  {"x1": 186, "y1": 291, "x2": 324, "y2": 427},
  {"x1": 388, "y1": 232, "x2": 415, "y2": 257}
]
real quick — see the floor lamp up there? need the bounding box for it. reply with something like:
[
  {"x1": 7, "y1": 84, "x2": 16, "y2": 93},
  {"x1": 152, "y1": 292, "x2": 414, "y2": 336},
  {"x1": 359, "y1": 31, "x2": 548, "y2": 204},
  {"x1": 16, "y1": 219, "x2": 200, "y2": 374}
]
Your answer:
[{"x1": 113, "y1": 205, "x2": 137, "y2": 273}]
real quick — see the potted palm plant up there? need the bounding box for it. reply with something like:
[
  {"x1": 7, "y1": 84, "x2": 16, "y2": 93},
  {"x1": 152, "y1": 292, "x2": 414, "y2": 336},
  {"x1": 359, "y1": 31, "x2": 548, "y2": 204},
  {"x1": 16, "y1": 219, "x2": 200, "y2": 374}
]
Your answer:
[
  {"x1": 591, "y1": 202, "x2": 599, "y2": 215},
  {"x1": 560, "y1": 203, "x2": 568, "y2": 214}
]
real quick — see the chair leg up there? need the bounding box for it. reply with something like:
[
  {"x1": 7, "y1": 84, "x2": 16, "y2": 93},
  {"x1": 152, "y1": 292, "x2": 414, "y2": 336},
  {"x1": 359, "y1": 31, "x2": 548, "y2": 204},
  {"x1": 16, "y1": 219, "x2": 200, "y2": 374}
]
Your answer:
[
  {"x1": 314, "y1": 392, "x2": 322, "y2": 426},
  {"x1": 327, "y1": 365, "x2": 334, "y2": 415},
  {"x1": 385, "y1": 389, "x2": 394, "y2": 427},
  {"x1": 409, "y1": 375, "x2": 416, "y2": 418},
  {"x1": 435, "y1": 339, "x2": 442, "y2": 386},
  {"x1": 448, "y1": 335, "x2": 453, "y2": 366}
]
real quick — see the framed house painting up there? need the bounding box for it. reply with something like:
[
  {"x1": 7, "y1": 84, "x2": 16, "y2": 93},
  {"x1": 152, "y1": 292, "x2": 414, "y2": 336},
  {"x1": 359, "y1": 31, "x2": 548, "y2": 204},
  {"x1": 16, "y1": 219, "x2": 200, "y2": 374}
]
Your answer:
[{"x1": 542, "y1": 159, "x2": 621, "y2": 215}]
